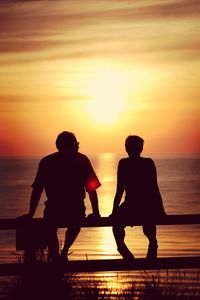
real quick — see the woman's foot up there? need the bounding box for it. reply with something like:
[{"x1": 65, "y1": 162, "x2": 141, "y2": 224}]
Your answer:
[
  {"x1": 117, "y1": 244, "x2": 135, "y2": 261},
  {"x1": 60, "y1": 250, "x2": 73, "y2": 262},
  {"x1": 146, "y1": 240, "x2": 158, "y2": 261}
]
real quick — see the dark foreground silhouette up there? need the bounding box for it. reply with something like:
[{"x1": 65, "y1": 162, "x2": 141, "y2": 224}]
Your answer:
[
  {"x1": 110, "y1": 135, "x2": 166, "y2": 260},
  {"x1": 22, "y1": 131, "x2": 101, "y2": 262}
]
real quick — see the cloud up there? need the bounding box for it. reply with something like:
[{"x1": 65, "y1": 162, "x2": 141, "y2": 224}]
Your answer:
[
  {"x1": 109, "y1": 0, "x2": 200, "y2": 20},
  {"x1": 1, "y1": 1, "x2": 200, "y2": 37},
  {"x1": 0, "y1": 39, "x2": 68, "y2": 53},
  {"x1": 0, "y1": 95, "x2": 27, "y2": 114},
  {"x1": 0, "y1": 94, "x2": 28, "y2": 103},
  {"x1": 1, "y1": 36, "x2": 200, "y2": 67},
  {"x1": 0, "y1": 0, "x2": 200, "y2": 65}
]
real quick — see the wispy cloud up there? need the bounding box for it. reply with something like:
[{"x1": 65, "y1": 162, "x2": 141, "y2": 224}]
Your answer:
[
  {"x1": 0, "y1": 0, "x2": 199, "y2": 66},
  {"x1": 0, "y1": 1, "x2": 199, "y2": 68},
  {"x1": 0, "y1": 95, "x2": 25, "y2": 103}
]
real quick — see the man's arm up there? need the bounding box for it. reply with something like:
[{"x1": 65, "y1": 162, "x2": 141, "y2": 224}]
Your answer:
[
  {"x1": 88, "y1": 190, "x2": 100, "y2": 217},
  {"x1": 111, "y1": 160, "x2": 124, "y2": 214},
  {"x1": 28, "y1": 185, "x2": 44, "y2": 218}
]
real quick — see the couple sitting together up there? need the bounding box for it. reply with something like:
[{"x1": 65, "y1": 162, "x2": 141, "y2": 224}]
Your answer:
[{"x1": 25, "y1": 131, "x2": 166, "y2": 262}]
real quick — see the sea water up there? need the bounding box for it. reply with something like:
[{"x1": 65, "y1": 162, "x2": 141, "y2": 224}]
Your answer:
[{"x1": 0, "y1": 153, "x2": 199, "y2": 264}]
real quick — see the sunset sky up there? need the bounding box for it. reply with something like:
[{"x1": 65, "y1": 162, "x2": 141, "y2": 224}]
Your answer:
[{"x1": 0, "y1": 0, "x2": 200, "y2": 156}]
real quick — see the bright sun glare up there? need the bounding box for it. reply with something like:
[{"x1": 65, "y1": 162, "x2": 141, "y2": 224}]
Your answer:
[{"x1": 86, "y1": 68, "x2": 131, "y2": 124}]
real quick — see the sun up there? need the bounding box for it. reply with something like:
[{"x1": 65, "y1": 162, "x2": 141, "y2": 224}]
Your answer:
[{"x1": 85, "y1": 67, "x2": 130, "y2": 124}]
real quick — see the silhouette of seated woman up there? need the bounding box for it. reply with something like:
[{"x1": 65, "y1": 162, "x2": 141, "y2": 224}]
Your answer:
[
  {"x1": 26, "y1": 131, "x2": 101, "y2": 262},
  {"x1": 111, "y1": 135, "x2": 166, "y2": 261}
]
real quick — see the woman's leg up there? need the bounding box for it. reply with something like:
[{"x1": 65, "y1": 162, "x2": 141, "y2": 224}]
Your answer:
[
  {"x1": 143, "y1": 224, "x2": 158, "y2": 260},
  {"x1": 113, "y1": 225, "x2": 134, "y2": 260}
]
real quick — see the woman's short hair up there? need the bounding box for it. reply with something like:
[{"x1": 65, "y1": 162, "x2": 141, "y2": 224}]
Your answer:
[{"x1": 125, "y1": 135, "x2": 144, "y2": 154}]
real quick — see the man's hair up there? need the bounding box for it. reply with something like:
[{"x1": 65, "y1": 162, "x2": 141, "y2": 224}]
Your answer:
[
  {"x1": 56, "y1": 131, "x2": 78, "y2": 151},
  {"x1": 125, "y1": 135, "x2": 144, "y2": 154}
]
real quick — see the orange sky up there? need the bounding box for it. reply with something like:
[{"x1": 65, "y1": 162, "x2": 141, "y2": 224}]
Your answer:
[{"x1": 0, "y1": 0, "x2": 200, "y2": 156}]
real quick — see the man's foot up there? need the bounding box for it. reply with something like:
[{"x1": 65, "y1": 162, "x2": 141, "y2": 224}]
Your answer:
[
  {"x1": 47, "y1": 253, "x2": 60, "y2": 264},
  {"x1": 146, "y1": 240, "x2": 158, "y2": 261},
  {"x1": 117, "y1": 244, "x2": 135, "y2": 261},
  {"x1": 60, "y1": 250, "x2": 73, "y2": 263}
]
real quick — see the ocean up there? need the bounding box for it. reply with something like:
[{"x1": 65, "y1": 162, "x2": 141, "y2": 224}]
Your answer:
[{"x1": 0, "y1": 153, "x2": 199, "y2": 264}]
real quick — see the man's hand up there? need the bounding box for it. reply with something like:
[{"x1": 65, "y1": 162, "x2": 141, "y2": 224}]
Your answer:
[
  {"x1": 108, "y1": 213, "x2": 113, "y2": 219},
  {"x1": 16, "y1": 213, "x2": 33, "y2": 220},
  {"x1": 16, "y1": 214, "x2": 33, "y2": 225},
  {"x1": 108, "y1": 214, "x2": 115, "y2": 221},
  {"x1": 87, "y1": 212, "x2": 101, "y2": 220}
]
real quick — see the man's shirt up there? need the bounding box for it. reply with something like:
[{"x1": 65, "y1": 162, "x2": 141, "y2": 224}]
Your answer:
[{"x1": 32, "y1": 152, "x2": 101, "y2": 210}]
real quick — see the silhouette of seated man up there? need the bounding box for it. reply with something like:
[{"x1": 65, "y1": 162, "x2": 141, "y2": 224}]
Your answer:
[
  {"x1": 26, "y1": 131, "x2": 101, "y2": 262},
  {"x1": 111, "y1": 135, "x2": 166, "y2": 261}
]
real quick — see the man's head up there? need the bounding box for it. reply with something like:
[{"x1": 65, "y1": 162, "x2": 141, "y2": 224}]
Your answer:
[
  {"x1": 125, "y1": 135, "x2": 144, "y2": 156},
  {"x1": 56, "y1": 131, "x2": 79, "y2": 153}
]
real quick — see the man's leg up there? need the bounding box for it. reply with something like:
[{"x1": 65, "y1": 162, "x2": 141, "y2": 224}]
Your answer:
[
  {"x1": 43, "y1": 208, "x2": 60, "y2": 262},
  {"x1": 112, "y1": 225, "x2": 134, "y2": 260},
  {"x1": 143, "y1": 224, "x2": 158, "y2": 260},
  {"x1": 46, "y1": 226, "x2": 59, "y2": 262},
  {"x1": 61, "y1": 226, "x2": 81, "y2": 259}
]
